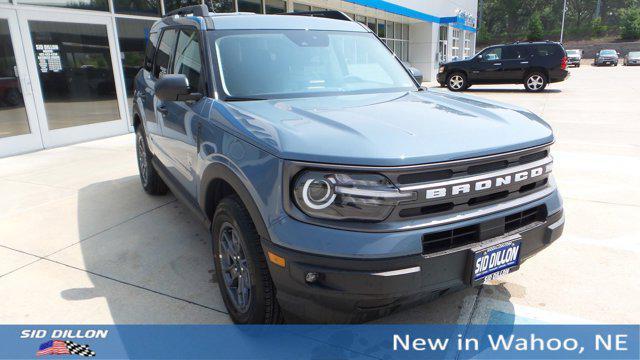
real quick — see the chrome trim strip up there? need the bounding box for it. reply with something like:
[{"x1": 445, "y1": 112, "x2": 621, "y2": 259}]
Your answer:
[
  {"x1": 399, "y1": 156, "x2": 553, "y2": 191},
  {"x1": 397, "y1": 184, "x2": 556, "y2": 231},
  {"x1": 285, "y1": 143, "x2": 553, "y2": 171},
  {"x1": 372, "y1": 266, "x2": 421, "y2": 277}
]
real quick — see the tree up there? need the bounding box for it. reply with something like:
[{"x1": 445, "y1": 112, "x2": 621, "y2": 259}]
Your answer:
[
  {"x1": 619, "y1": 7, "x2": 640, "y2": 39},
  {"x1": 527, "y1": 13, "x2": 545, "y2": 40}
]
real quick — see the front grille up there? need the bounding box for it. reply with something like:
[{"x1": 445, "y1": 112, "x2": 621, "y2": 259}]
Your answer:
[
  {"x1": 422, "y1": 205, "x2": 547, "y2": 255},
  {"x1": 382, "y1": 146, "x2": 553, "y2": 222}
]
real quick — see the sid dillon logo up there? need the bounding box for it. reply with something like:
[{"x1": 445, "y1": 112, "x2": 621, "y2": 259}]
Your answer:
[{"x1": 21, "y1": 329, "x2": 106, "y2": 357}]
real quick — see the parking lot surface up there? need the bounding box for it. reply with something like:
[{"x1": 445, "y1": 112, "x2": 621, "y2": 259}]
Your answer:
[{"x1": 1, "y1": 65, "x2": 638, "y2": 325}]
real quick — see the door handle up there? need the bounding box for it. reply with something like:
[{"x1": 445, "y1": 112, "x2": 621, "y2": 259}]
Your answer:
[
  {"x1": 493, "y1": 63, "x2": 502, "y2": 65},
  {"x1": 520, "y1": 61, "x2": 529, "y2": 64},
  {"x1": 157, "y1": 105, "x2": 168, "y2": 115}
]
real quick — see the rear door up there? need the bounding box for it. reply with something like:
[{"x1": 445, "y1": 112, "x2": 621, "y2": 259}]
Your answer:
[{"x1": 501, "y1": 45, "x2": 531, "y2": 81}]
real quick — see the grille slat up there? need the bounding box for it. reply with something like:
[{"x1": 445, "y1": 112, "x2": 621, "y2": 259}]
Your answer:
[{"x1": 422, "y1": 206, "x2": 547, "y2": 255}]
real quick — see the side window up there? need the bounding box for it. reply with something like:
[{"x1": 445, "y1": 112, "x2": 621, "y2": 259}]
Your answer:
[
  {"x1": 483, "y1": 47, "x2": 503, "y2": 61},
  {"x1": 143, "y1": 32, "x2": 157, "y2": 71},
  {"x1": 503, "y1": 46, "x2": 529, "y2": 60},
  {"x1": 172, "y1": 28, "x2": 203, "y2": 93},
  {"x1": 153, "y1": 29, "x2": 177, "y2": 78},
  {"x1": 532, "y1": 44, "x2": 560, "y2": 58}
]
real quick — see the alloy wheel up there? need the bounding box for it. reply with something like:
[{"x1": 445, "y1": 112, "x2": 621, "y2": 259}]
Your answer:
[
  {"x1": 218, "y1": 222, "x2": 252, "y2": 313},
  {"x1": 136, "y1": 133, "x2": 148, "y2": 186},
  {"x1": 449, "y1": 75, "x2": 464, "y2": 90},
  {"x1": 526, "y1": 75, "x2": 544, "y2": 91}
]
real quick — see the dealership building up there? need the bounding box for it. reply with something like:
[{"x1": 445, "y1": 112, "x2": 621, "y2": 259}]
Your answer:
[{"x1": 0, "y1": 0, "x2": 477, "y2": 157}]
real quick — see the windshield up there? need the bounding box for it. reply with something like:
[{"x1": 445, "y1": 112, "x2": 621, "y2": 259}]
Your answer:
[
  {"x1": 566, "y1": 50, "x2": 580, "y2": 56},
  {"x1": 601, "y1": 50, "x2": 616, "y2": 56},
  {"x1": 210, "y1": 30, "x2": 417, "y2": 100}
]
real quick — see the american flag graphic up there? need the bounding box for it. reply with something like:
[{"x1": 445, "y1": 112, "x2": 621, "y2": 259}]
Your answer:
[{"x1": 36, "y1": 340, "x2": 96, "y2": 357}]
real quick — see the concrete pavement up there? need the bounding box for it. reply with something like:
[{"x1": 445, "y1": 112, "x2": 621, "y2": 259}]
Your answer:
[{"x1": 1, "y1": 64, "x2": 638, "y2": 324}]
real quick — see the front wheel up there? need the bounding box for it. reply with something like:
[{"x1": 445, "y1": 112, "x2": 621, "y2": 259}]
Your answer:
[
  {"x1": 212, "y1": 195, "x2": 283, "y2": 324},
  {"x1": 446, "y1": 72, "x2": 467, "y2": 91},
  {"x1": 524, "y1": 72, "x2": 547, "y2": 92}
]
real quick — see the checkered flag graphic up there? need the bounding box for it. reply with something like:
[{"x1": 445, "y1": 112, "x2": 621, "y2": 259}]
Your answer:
[{"x1": 65, "y1": 341, "x2": 96, "y2": 357}]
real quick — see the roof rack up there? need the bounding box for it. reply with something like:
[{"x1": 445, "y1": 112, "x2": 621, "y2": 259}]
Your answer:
[
  {"x1": 165, "y1": 4, "x2": 209, "y2": 17},
  {"x1": 280, "y1": 10, "x2": 353, "y2": 22}
]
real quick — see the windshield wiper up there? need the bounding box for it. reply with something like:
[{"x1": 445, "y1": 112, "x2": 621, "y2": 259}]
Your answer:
[{"x1": 224, "y1": 96, "x2": 267, "y2": 101}]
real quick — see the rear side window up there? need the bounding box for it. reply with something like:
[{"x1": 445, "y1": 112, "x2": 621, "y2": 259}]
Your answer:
[
  {"x1": 173, "y1": 28, "x2": 203, "y2": 93},
  {"x1": 532, "y1": 44, "x2": 563, "y2": 58},
  {"x1": 153, "y1": 29, "x2": 178, "y2": 78},
  {"x1": 503, "y1": 46, "x2": 529, "y2": 60}
]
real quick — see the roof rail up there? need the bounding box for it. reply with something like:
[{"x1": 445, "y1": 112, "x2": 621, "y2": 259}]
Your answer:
[
  {"x1": 280, "y1": 10, "x2": 353, "y2": 22},
  {"x1": 165, "y1": 4, "x2": 209, "y2": 17}
]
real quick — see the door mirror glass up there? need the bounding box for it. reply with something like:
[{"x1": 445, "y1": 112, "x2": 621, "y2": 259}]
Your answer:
[
  {"x1": 155, "y1": 74, "x2": 190, "y2": 101},
  {"x1": 476, "y1": 54, "x2": 483, "y2": 61}
]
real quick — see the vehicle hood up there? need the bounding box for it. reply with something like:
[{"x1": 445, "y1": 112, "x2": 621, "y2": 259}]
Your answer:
[{"x1": 215, "y1": 91, "x2": 554, "y2": 166}]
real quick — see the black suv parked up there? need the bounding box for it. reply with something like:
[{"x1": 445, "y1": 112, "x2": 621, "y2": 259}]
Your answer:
[{"x1": 437, "y1": 41, "x2": 569, "y2": 92}]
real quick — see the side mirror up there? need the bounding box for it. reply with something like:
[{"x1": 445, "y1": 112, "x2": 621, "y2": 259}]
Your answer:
[
  {"x1": 155, "y1": 74, "x2": 202, "y2": 102},
  {"x1": 476, "y1": 54, "x2": 483, "y2": 61},
  {"x1": 408, "y1": 66, "x2": 423, "y2": 84}
]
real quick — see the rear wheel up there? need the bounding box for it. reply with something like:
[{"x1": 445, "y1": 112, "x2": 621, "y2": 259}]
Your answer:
[
  {"x1": 135, "y1": 126, "x2": 168, "y2": 195},
  {"x1": 524, "y1": 72, "x2": 547, "y2": 92},
  {"x1": 446, "y1": 72, "x2": 467, "y2": 91},
  {"x1": 212, "y1": 195, "x2": 282, "y2": 324}
]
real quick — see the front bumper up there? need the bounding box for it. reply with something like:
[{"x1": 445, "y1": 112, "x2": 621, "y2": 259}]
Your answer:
[
  {"x1": 436, "y1": 72, "x2": 446, "y2": 85},
  {"x1": 263, "y1": 207, "x2": 564, "y2": 323}
]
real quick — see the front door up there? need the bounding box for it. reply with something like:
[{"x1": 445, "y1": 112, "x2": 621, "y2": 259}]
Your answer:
[
  {"x1": 0, "y1": 10, "x2": 42, "y2": 157},
  {"x1": 470, "y1": 46, "x2": 505, "y2": 83}
]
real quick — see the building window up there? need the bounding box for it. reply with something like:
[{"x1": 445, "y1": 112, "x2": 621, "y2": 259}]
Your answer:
[
  {"x1": 355, "y1": 15, "x2": 366, "y2": 25},
  {"x1": 238, "y1": 0, "x2": 263, "y2": 13},
  {"x1": 451, "y1": 28, "x2": 461, "y2": 60},
  {"x1": 114, "y1": 0, "x2": 161, "y2": 16},
  {"x1": 206, "y1": 0, "x2": 235, "y2": 12},
  {"x1": 164, "y1": 0, "x2": 201, "y2": 14},
  {"x1": 438, "y1": 25, "x2": 448, "y2": 63},
  {"x1": 18, "y1": 0, "x2": 108, "y2": 11},
  {"x1": 366, "y1": 17, "x2": 376, "y2": 32},
  {"x1": 463, "y1": 32, "x2": 471, "y2": 58},
  {"x1": 371, "y1": 18, "x2": 409, "y2": 61},
  {"x1": 292, "y1": 3, "x2": 310, "y2": 12},
  {"x1": 116, "y1": 18, "x2": 155, "y2": 116},
  {"x1": 265, "y1": 0, "x2": 286, "y2": 14}
]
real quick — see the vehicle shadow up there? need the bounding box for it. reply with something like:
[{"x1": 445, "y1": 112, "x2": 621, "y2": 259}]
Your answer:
[
  {"x1": 463, "y1": 88, "x2": 562, "y2": 94},
  {"x1": 61, "y1": 175, "x2": 230, "y2": 325}
]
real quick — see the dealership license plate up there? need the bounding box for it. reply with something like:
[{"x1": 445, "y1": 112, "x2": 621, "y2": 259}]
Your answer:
[{"x1": 470, "y1": 236, "x2": 522, "y2": 284}]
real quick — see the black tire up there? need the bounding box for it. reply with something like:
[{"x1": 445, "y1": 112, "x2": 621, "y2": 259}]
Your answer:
[
  {"x1": 576, "y1": 64, "x2": 581, "y2": 67},
  {"x1": 135, "y1": 126, "x2": 168, "y2": 195},
  {"x1": 212, "y1": 195, "x2": 282, "y2": 324},
  {"x1": 446, "y1": 72, "x2": 467, "y2": 91},
  {"x1": 524, "y1": 72, "x2": 547, "y2": 92}
]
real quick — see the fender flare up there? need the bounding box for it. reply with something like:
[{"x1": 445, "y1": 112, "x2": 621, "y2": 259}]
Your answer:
[{"x1": 199, "y1": 163, "x2": 270, "y2": 241}]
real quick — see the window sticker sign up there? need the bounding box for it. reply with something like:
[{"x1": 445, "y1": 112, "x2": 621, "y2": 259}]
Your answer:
[{"x1": 35, "y1": 44, "x2": 62, "y2": 73}]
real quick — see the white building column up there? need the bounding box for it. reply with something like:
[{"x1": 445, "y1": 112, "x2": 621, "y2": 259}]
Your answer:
[{"x1": 408, "y1": 21, "x2": 439, "y2": 82}]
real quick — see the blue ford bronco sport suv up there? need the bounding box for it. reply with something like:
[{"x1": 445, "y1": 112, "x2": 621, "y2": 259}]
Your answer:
[{"x1": 134, "y1": 5, "x2": 564, "y2": 324}]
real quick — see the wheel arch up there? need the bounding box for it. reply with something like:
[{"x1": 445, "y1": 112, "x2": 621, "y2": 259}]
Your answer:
[
  {"x1": 199, "y1": 163, "x2": 270, "y2": 241},
  {"x1": 524, "y1": 67, "x2": 549, "y2": 81}
]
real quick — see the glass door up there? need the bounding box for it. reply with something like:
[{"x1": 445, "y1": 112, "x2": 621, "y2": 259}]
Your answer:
[
  {"x1": 0, "y1": 9, "x2": 42, "y2": 157},
  {"x1": 17, "y1": 9, "x2": 128, "y2": 148}
]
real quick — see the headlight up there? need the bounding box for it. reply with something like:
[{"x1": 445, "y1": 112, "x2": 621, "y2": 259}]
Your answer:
[
  {"x1": 438, "y1": 66, "x2": 445, "y2": 73},
  {"x1": 292, "y1": 171, "x2": 415, "y2": 221}
]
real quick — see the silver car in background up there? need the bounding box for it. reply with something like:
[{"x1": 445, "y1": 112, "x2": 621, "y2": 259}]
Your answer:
[
  {"x1": 566, "y1": 49, "x2": 582, "y2": 67},
  {"x1": 594, "y1": 49, "x2": 619, "y2": 66},
  {"x1": 623, "y1": 51, "x2": 640, "y2": 66}
]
